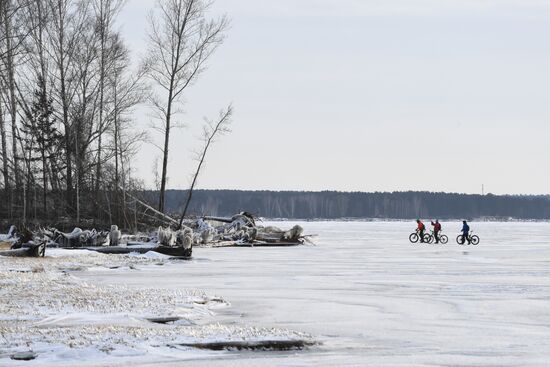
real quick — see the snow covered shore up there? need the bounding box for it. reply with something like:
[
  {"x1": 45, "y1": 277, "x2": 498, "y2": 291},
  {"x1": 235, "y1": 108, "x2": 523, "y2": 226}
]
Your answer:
[{"x1": 0, "y1": 249, "x2": 312, "y2": 365}]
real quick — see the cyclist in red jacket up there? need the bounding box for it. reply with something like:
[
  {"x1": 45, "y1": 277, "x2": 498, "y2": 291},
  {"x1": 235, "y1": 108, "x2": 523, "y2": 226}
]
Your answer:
[
  {"x1": 431, "y1": 220, "x2": 442, "y2": 243},
  {"x1": 416, "y1": 219, "x2": 426, "y2": 242}
]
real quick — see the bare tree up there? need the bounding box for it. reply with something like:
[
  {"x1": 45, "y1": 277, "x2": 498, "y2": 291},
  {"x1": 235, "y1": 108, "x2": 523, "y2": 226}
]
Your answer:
[
  {"x1": 0, "y1": 92, "x2": 9, "y2": 193},
  {"x1": 104, "y1": 33, "x2": 149, "y2": 223},
  {"x1": 0, "y1": 0, "x2": 31, "y2": 65},
  {"x1": 146, "y1": 0, "x2": 228, "y2": 213},
  {"x1": 92, "y1": 0, "x2": 125, "y2": 198},
  {"x1": 0, "y1": 0, "x2": 234, "y2": 228},
  {"x1": 178, "y1": 105, "x2": 231, "y2": 227},
  {"x1": 1, "y1": 0, "x2": 36, "y2": 216},
  {"x1": 45, "y1": 0, "x2": 93, "y2": 215},
  {"x1": 20, "y1": 0, "x2": 55, "y2": 213},
  {"x1": 1, "y1": 0, "x2": 23, "y2": 188}
]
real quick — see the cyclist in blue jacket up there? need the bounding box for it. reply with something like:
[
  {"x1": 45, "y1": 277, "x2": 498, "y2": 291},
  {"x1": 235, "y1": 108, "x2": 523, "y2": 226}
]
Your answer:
[{"x1": 461, "y1": 221, "x2": 470, "y2": 244}]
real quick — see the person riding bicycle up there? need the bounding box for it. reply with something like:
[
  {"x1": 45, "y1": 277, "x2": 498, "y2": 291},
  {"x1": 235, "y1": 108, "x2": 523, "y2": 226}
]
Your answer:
[
  {"x1": 416, "y1": 219, "x2": 426, "y2": 243},
  {"x1": 431, "y1": 220, "x2": 442, "y2": 243},
  {"x1": 461, "y1": 220, "x2": 471, "y2": 244}
]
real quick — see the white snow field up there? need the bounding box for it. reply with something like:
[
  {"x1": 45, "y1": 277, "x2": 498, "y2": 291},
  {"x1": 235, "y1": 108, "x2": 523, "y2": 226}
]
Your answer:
[{"x1": 2, "y1": 221, "x2": 550, "y2": 366}]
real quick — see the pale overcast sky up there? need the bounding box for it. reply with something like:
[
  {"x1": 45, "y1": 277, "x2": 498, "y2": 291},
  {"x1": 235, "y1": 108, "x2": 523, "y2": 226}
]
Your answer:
[{"x1": 120, "y1": 0, "x2": 550, "y2": 195}]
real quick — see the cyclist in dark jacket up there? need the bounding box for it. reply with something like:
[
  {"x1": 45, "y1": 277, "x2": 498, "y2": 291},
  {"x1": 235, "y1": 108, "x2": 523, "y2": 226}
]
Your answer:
[
  {"x1": 461, "y1": 221, "x2": 470, "y2": 244},
  {"x1": 431, "y1": 220, "x2": 442, "y2": 243}
]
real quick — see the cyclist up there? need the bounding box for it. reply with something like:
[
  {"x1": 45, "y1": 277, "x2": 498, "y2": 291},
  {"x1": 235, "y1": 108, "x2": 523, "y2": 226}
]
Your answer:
[
  {"x1": 431, "y1": 220, "x2": 442, "y2": 243},
  {"x1": 416, "y1": 219, "x2": 426, "y2": 243},
  {"x1": 461, "y1": 220, "x2": 471, "y2": 244}
]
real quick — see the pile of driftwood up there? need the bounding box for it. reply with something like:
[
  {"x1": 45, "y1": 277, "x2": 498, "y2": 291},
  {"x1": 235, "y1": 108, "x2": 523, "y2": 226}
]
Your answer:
[
  {"x1": 39, "y1": 227, "x2": 110, "y2": 247},
  {"x1": 0, "y1": 225, "x2": 46, "y2": 258},
  {"x1": 35, "y1": 225, "x2": 191, "y2": 258},
  {"x1": 0, "y1": 213, "x2": 308, "y2": 258},
  {"x1": 184, "y1": 212, "x2": 307, "y2": 247},
  {"x1": 41, "y1": 212, "x2": 306, "y2": 249}
]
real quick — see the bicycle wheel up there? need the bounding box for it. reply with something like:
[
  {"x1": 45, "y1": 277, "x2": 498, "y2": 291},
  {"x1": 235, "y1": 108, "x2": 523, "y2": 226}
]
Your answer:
[
  {"x1": 409, "y1": 233, "x2": 419, "y2": 243},
  {"x1": 423, "y1": 234, "x2": 432, "y2": 243},
  {"x1": 440, "y1": 235, "x2": 448, "y2": 244},
  {"x1": 427, "y1": 234, "x2": 434, "y2": 244},
  {"x1": 471, "y1": 235, "x2": 480, "y2": 245},
  {"x1": 456, "y1": 235, "x2": 464, "y2": 245}
]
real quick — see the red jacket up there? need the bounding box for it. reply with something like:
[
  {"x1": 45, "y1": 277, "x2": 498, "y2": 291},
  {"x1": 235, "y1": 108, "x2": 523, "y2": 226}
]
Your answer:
[
  {"x1": 417, "y1": 221, "x2": 425, "y2": 231},
  {"x1": 432, "y1": 221, "x2": 441, "y2": 232}
]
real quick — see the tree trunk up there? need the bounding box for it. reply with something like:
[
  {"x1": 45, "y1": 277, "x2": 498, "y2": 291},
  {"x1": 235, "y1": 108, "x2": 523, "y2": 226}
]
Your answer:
[
  {"x1": 95, "y1": 0, "x2": 106, "y2": 204},
  {"x1": 158, "y1": 88, "x2": 173, "y2": 214},
  {"x1": 55, "y1": 1, "x2": 74, "y2": 214},
  {"x1": 62, "y1": 92, "x2": 73, "y2": 213},
  {"x1": 113, "y1": 82, "x2": 120, "y2": 222},
  {"x1": 2, "y1": 0, "x2": 21, "y2": 192},
  {"x1": 37, "y1": 0, "x2": 49, "y2": 217},
  {"x1": 0, "y1": 100, "x2": 9, "y2": 194},
  {"x1": 41, "y1": 150, "x2": 47, "y2": 215}
]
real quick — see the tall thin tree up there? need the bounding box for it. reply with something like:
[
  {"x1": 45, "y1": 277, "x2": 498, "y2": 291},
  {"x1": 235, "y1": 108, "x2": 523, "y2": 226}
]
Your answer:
[{"x1": 145, "y1": 0, "x2": 228, "y2": 213}]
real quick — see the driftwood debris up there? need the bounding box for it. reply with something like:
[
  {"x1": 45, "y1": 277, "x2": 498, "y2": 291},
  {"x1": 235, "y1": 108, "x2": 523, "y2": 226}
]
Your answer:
[
  {"x1": 0, "y1": 211, "x2": 308, "y2": 258},
  {"x1": 81, "y1": 245, "x2": 192, "y2": 258},
  {"x1": 146, "y1": 316, "x2": 184, "y2": 324},
  {"x1": 10, "y1": 351, "x2": 37, "y2": 361},
  {"x1": 157, "y1": 226, "x2": 193, "y2": 249},
  {"x1": 187, "y1": 213, "x2": 307, "y2": 247},
  {"x1": 109, "y1": 225, "x2": 121, "y2": 246},
  {"x1": 231, "y1": 241, "x2": 302, "y2": 248},
  {"x1": 42, "y1": 228, "x2": 108, "y2": 248},
  {"x1": 0, "y1": 227, "x2": 46, "y2": 258},
  {"x1": 172, "y1": 339, "x2": 317, "y2": 351},
  {"x1": 0, "y1": 243, "x2": 46, "y2": 258}
]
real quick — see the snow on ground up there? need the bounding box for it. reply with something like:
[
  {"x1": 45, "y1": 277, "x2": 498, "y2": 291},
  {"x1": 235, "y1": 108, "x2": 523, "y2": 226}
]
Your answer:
[{"x1": 0, "y1": 249, "x2": 311, "y2": 366}]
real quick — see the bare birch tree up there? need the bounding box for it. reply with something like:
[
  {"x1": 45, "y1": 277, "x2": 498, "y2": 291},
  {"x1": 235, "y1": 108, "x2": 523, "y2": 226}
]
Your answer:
[
  {"x1": 104, "y1": 33, "x2": 149, "y2": 223},
  {"x1": 92, "y1": 0, "x2": 125, "y2": 198},
  {"x1": 46, "y1": 0, "x2": 89, "y2": 212},
  {"x1": 0, "y1": 91, "x2": 9, "y2": 194},
  {"x1": 0, "y1": 0, "x2": 234, "y2": 228},
  {"x1": 1, "y1": 0, "x2": 23, "y2": 189},
  {"x1": 146, "y1": 0, "x2": 228, "y2": 213}
]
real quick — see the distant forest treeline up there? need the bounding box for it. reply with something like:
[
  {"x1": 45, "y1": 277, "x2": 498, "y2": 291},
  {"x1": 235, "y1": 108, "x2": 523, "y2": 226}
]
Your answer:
[{"x1": 141, "y1": 190, "x2": 550, "y2": 220}]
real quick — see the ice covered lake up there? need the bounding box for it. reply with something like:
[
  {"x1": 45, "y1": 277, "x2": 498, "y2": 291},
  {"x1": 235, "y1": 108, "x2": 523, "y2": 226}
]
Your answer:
[{"x1": 3, "y1": 221, "x2": 550, "y2": 366}]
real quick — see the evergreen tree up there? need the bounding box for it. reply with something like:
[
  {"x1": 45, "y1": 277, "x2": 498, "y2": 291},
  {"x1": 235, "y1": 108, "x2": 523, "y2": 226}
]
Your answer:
[{"x1": 20, "y1": 76, "x2": 62, "y2": 215}]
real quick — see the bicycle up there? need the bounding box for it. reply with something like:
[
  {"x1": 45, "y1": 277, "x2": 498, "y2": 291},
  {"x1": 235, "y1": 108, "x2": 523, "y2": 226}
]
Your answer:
[
  {"x1": 456, "y1": 231, "x2": 480, "y2": 245},
  {"x1": 409, "y1": 230, "x2": 431, "y2": 244},
  {"x1": 428, "y1": 230, "x2": 448, "y2": 244}
]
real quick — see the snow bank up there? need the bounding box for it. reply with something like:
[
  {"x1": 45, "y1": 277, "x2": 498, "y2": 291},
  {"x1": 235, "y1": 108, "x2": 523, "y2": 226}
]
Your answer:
[{"x1": 0, "y1": 251, "x2": 314, "y2": 365}]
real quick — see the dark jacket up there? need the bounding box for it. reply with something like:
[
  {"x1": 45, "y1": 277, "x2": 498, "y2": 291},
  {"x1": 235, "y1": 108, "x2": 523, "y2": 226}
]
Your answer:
[{"x1": 462, "y1": 223, "x2": 470, "y2": 233}]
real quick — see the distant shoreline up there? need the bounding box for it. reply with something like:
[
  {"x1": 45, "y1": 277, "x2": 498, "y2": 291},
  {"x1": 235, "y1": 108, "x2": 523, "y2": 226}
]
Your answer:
[
  {"x1": 262, "y1": 217, "x2": 550, "y2": 223},
  {"x1": 140, "y1": 190, "x2": 550, "y2": 221}
]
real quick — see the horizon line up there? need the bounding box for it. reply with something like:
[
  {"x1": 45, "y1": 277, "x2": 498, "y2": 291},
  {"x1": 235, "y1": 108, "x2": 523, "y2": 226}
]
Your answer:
[{"x1": 146, "y1": 189, "x2": 550, "y2": 197}]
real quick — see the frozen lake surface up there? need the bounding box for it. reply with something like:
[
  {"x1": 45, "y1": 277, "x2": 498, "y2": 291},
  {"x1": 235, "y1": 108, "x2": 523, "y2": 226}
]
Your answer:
[
  {"x1": 81, "y1": 221, "x2": 550, "y2": 366},
  {"x1": 3, "y1": 221, "x2": 550, "y2": 366}
]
